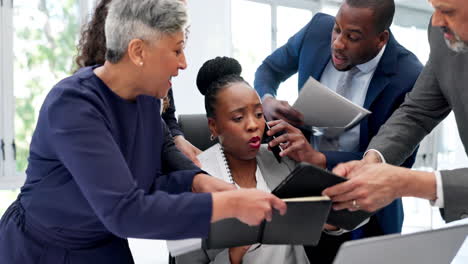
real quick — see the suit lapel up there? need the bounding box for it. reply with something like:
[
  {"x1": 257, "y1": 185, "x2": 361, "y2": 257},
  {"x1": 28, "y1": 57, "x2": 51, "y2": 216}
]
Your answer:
[
  {"x1": 360, "y1": 72, "x2": 390, "y2": 149},
  {"x1": 300, "y1": 34, "x2": 332, "y2": 89},
  {"x1": 360, "y1": 34, "x2": 399, "y2": 147},
  {"x1": 364, "y1": 70, "x2": 391, "y2": 109},
  {"x1": 257, "y1": 146, "x2": 295, "y2": 191},
  {"x1": 310, "y1": 47, "x2": 331, "y2": 81},
  {"x1": 363, "y1": 34, "x2": 398, "y2": 109}
]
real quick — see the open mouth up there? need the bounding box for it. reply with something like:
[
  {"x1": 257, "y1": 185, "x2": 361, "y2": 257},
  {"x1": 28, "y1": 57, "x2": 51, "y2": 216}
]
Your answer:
[
  {"x1": 444, "y1": 32, "x2": 455, "y2": 41},
  {"x1": 332, "y1": 52, "x2": 348, "y2": 66},
  {"x1": 248, "y1": 136, "x2": 261, "y2": 149},
  {"x1": 441, "y1": 27, "x2": 456, "y2": 41}
]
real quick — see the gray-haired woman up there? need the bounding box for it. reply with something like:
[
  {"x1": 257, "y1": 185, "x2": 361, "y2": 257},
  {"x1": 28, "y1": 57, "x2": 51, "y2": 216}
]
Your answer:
[{"x1": 0, "y1": 1, "x2": 286, "y2": 263}]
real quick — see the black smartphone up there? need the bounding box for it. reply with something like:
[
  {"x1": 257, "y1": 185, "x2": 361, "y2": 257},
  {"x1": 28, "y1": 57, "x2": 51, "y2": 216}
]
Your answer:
[{"x1": 262, "y1": 121, "x2": 282, "y2": 163}]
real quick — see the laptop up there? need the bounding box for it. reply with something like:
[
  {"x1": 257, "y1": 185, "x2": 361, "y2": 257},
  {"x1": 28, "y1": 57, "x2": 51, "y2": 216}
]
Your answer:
[{"x1": 333, "y1": 224, "x2": 468, "y2": 264}]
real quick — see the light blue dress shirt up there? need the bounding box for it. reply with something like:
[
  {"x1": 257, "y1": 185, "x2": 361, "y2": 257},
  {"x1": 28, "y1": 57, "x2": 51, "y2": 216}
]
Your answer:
[{"x1": 319, "y1": 45, "x2": 387, "y2": 152}]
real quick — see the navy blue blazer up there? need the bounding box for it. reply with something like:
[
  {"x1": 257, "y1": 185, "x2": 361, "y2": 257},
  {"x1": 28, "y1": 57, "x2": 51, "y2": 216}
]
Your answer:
[
  {"x1": 254, "y1": 13, "x2": 423, "y2": 235},
  {"x1": 0, "y1": 67, "x2": 212, "y2": 264}
]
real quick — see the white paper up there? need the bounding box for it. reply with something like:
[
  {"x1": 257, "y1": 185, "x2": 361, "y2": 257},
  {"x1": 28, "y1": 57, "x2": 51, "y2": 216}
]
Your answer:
[{"x1": 292, "y1": 77, "x2": 371, "y2": 129}]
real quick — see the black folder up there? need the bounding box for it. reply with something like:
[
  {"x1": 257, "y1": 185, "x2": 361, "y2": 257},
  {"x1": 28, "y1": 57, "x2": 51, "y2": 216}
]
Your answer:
[
  {"x1": 202, "y1": 197, "x2": 331, "y2": 249},
  {"x1": 272, "y1": 162, "x2": 373, "y2": 230}
]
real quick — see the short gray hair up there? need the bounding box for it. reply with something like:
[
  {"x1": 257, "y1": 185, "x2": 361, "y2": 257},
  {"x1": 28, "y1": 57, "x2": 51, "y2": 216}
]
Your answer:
[{"x1": 105, "y1": 0, "x2": 188, "y2": 63}]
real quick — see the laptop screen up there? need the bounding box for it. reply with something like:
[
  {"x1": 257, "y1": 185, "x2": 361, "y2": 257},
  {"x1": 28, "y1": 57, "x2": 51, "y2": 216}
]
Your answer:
[{"x1": 333, "y1": 224, "x2": 468, "y2": 264}]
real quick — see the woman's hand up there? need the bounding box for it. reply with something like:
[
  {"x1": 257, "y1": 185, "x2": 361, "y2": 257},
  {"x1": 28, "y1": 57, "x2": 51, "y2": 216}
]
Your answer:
[
  {"x1": 173, "y1": 135, "x2": 202, "y2": 167},
  {"x1": 211, "y1": 189, "x2": 287, "y2": 226},
  {"x1": 267, "y1": 120, "x2": 326, "y2": 168},
  {"x1": 192, "y1": 173, "x2": 236, "y2": 193},
  {"x1": 229, "y1": 245, "x2": 251, "y2": 264}
]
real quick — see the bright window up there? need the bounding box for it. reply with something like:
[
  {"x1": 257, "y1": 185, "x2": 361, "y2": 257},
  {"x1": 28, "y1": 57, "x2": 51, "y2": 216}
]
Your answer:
[
  {"x1": 0, "y1": 0, "x2": 82, "y2": 212},
  {"x1": 14, "y1": 0, "x2": 81, "y2": 172},
  {"x1": 231, "y1": 0, "x2": 316, "y2": 105},
  {"x1": 276, "y1": 6, "x2": 312, "y2": 104},
  {"x1": 231, "y1": 0, "x2": 272, "y2": 86}
]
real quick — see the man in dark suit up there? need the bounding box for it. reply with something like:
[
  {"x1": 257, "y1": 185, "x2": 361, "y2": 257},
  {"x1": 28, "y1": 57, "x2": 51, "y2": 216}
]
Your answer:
[
  {"x1": 254, "y1": 0, "x2": 422, "y2": 262},
  {"x1": 325, "y1": 0, "x2": 468, "y2": 224}
]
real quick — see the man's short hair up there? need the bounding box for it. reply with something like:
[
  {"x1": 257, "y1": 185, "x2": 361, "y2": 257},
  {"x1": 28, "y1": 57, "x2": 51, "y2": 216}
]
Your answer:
[{"x1": 345, "y1": 0, "x2": 395, "y2": 33}]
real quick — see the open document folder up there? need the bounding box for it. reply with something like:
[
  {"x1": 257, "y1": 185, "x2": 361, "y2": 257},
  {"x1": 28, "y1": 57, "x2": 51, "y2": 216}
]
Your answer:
[
  {"x1": 167, "y1": 163, "x2": 373, "y2": 256},
  {"x1": 167, "y1": 196, "x2": 331, "y2": 256},
  {"x1": 292, "y1": 77, "x2": 371, "y2": 129}
]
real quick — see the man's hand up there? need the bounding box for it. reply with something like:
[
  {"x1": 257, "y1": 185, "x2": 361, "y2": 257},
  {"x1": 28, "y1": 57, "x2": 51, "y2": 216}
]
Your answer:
[
  {"x1": 262, "y1": 96, "x2": 304, "y2": 126},
  {"x1": 332, "y1": 160, "x2": 367, "y2": 180},
  {"x1": 332, "y1": 150, "x2": 383, "y2": 179},
  {"x1": 267, "y1": 120, "x2": 326, "y2": 168},
  {"x1": 323, "y1": 163, "x2": 436, "y2": 212},
  {"x1": 192, "y1": 173, "x2": 236, "y2": 193},
  {"x1": 174, "y1": 135, "x2": 202, "y2": 167}
]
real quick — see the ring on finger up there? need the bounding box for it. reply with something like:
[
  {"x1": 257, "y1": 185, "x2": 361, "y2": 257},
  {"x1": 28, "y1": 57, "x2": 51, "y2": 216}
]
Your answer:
[{"x1": 352, "y1": 199, "x2": 360, "y2": 209}]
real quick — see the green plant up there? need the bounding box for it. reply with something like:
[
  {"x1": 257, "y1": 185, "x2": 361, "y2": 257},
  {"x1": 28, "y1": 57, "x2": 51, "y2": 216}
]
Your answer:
[{"x1": 14, "y1": 0, "x2": 80, "y2": 172}]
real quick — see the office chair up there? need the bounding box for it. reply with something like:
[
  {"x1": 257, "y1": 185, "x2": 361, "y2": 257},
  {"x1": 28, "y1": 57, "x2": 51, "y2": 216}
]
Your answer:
[{"x1": 177, "y1": 114, "x2": 216, "y2": 151}]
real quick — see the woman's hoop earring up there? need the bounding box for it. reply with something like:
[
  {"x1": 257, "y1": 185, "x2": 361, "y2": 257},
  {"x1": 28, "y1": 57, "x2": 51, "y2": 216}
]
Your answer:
[{"x1": 210, "y1": 134, "x2": 216, "y2": 141}]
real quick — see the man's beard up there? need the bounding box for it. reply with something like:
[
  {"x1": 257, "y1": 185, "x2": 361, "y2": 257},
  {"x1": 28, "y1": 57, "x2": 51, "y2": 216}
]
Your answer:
[{"x1": 442, "y1": 27, "x2": 468, "y2": 53}]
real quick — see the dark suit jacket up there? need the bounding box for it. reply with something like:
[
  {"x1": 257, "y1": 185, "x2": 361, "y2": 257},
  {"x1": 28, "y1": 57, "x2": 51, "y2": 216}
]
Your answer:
[
  {"x1": 162, "y1": 89, "x2": 184, "y2": 137},
  {"x1": 254, "y1": 13, "x2": 423, "y2": 235},
  {"x1": 161, "y1": 88, "x2": 199, "y2": 172},
  {"x1": 368, "y1": 21, "x2": 468, "y2": 222}
]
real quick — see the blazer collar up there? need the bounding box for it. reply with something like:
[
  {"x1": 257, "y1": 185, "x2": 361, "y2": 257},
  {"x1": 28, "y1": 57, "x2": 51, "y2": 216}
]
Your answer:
[
  {"x1": 356, "y1": 44, "x2": 386, "y2": 74},
  {"x1": 363, "y1": 33, "x2": 399, "y2": 109},
  {"x1": 374, "y1": 33, "x2": 399, "y2": 75},
  {"x1": 256, "y1": 146, "x2": 295, "y2": 191},
  {"x1": 310, "y1": 39, "x2": 333, "y2": 81}
]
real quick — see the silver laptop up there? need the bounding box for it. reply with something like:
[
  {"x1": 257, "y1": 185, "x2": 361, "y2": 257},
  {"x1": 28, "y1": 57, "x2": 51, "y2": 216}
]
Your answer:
[{"x1": 333, "y1": 224, "x2": 468, "y2": 264}]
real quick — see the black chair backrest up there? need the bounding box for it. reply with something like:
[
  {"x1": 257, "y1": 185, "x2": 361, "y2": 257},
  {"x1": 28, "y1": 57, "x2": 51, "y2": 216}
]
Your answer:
[{"x1": 177, "y1": 114, "x2": 217, "y2": 151}]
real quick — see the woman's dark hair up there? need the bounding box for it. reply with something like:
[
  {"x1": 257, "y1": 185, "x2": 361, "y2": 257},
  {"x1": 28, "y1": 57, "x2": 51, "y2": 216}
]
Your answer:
[
  {"x1": 196, "y1": 57, "x2": 248, "y2": 118},
  {"x1": 74, "y1": 0, "x2": 111, "y2": 70}
]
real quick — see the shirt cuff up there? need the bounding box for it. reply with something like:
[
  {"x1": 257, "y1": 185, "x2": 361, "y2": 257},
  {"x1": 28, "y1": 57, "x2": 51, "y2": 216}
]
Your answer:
[
  {"x1": 364, "y1": 149, "x2": 386, "y2": 164},
  {"x1": 430, "y1": 171, "x2": 444, "y2": 208},
  {"x1": 261, "y1": 93, "x2": 274, "y2": 102},
  {"x1": 324, "y1": 217, "x2": 370, "y2": 236},
  {"x1": 323, "y1": 228, "x2": 348, "y2": 236}
]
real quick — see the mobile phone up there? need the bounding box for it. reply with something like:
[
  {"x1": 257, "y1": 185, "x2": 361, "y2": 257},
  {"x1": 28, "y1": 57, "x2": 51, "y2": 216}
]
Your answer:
[{"x1": 262, "y1": 121, "x2": 282, "y2": 163}]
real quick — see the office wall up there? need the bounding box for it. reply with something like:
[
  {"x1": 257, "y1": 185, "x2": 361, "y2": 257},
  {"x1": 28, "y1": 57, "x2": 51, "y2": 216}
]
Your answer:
[{"x1": 171, "y1": 0, "x2": 232, "y2": 115}]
